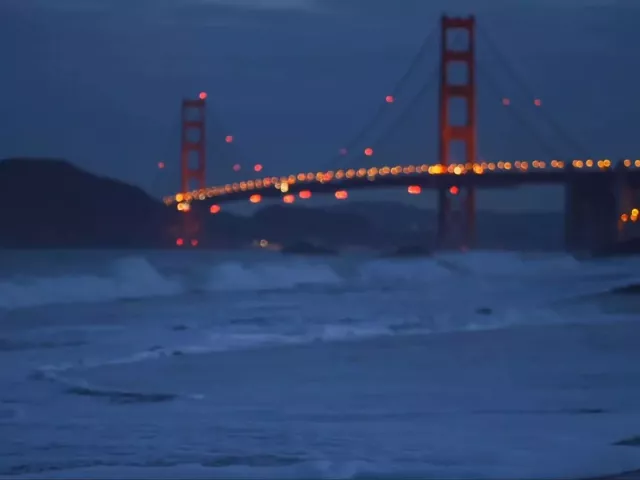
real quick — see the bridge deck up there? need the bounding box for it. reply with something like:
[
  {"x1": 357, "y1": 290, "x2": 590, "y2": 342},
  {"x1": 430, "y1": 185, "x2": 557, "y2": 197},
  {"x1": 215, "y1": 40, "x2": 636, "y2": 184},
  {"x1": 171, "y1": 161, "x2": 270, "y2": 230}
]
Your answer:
[{"x1": 166, "y1": 163, "x2": 640, "y2": 206}]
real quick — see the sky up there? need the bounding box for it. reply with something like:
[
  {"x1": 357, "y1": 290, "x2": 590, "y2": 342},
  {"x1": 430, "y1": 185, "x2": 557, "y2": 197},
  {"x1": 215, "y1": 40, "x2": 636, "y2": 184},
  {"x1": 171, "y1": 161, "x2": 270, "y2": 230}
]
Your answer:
[{"x1": 0, "y1": 0, "x2": 638, "y2": 211}]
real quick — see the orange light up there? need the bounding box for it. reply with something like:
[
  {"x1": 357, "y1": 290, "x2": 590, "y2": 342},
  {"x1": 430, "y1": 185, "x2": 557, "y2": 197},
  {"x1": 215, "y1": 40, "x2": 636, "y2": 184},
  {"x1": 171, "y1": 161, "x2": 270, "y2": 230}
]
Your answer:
[
  {"x1": 225, "y1": 135, "x2": 234, "y2": 143},
  {"x1": 502, "y1": 97, "x2": 510, "y2": 106},
  {"x1": 339, "y1": 148, "x2": 347, "y2": 155},
  {"x1": 283, "y1": 194, "x2": 295, "y2": 204},
  {"x1": 254, "y1": 164, "x2": 263, "y2": 172},
  {"x1": 385, "y1": 95, "x2": 394, "y2": 103},
  {"x1": 449, "y1": 186, "x2": 459, "y2": 195},
  {"x1": 191, "y1": 239, "x2": 199, "y2": 247},
  {"x1": 233, "y1": 164, "x2": 241, "y2": 172},
  {"x1": 249, "y1": 194, "x2": 262, "y2": 203},
  {"x1": 157, "y1": 161, "x2": 165, "y2": 169},
  {"x1": 176, "y1": 238, "x2": 184, "y2": 246},
  {"x1": 407, "y1": 185, "x2": 421, "y2": 195},
  {"x1": 299, "y1": 190, "x2": 312, "y2": 199},
  {"x1": 534, "y1": 98, "x2": 541, "y2": 107},
  {"x1": 210, "y1": 204, "x2": 221, "y2": 214},
  {"x1": 335, "y1": 190, "x2": 348, "y2": 200},
  {"x1": 199, "y1": 92, "x2": 207, "y2": 100},
  {"x1": 364, "y1": 147, "x2": 373, "y2": 156}
]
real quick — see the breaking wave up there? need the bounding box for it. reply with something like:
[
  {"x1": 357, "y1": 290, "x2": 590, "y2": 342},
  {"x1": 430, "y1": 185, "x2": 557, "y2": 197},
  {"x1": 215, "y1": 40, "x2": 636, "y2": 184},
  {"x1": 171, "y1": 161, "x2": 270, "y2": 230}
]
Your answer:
[{"x1": 0, "y1": 252, "x2": 639, "y2": 311}]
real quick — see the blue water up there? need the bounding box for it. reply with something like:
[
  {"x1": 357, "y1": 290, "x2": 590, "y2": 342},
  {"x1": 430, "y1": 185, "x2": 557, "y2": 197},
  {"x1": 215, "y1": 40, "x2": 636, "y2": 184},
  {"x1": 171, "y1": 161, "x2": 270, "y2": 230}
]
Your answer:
[{"x1": 1, "y1": 250, "x2": 640, "y2": 479}]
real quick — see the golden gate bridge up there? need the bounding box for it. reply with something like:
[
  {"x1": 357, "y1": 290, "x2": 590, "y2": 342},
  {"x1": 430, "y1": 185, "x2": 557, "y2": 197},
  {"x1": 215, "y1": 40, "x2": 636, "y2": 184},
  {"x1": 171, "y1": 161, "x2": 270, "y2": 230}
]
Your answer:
[{"x1": 157, "y1": 15, "x2": 640, "y2": 251}]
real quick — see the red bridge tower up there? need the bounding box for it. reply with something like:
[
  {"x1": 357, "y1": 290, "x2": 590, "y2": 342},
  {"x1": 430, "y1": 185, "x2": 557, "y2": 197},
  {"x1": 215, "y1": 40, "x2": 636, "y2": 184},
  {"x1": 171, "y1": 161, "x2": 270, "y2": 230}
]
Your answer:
[
  {"x1": 180, "y1": 95, "x2": 207, "y2": 193},
  {"x1": 179, "y1": 94, "x2": 207, "y2": 244},
  {"x1": 437, "y1": 15, "x2": 477, "y2": 249}
]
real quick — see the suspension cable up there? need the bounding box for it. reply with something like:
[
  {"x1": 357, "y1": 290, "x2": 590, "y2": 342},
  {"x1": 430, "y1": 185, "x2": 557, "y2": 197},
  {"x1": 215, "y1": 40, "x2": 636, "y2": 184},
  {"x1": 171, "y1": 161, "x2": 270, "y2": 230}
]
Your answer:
[
  {"x1": 477, "y1": 63, "x2": 562, "y2": 160},
  {"x1": 346, "y1": 65, "x2": 440, "y2": 167},
  {"x1": 151, "y1": 114, "x2": 182, "y2": 197},
  {"x1": 324, "y1": 25, "x2": 440, "y2": 169},
  {"x1": 206, "y1": 105, "x2": 253, "y2": 178},
  {"x1": 477, "y1": 24, "x2": 590, "y2": 158}
]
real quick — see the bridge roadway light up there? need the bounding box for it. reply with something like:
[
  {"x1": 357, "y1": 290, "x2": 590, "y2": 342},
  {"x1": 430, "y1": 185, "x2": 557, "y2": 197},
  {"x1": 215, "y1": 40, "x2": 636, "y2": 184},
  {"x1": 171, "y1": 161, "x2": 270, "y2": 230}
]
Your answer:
[{"x1": 335, "y1": 190, "x2": 348, "y2": 200}]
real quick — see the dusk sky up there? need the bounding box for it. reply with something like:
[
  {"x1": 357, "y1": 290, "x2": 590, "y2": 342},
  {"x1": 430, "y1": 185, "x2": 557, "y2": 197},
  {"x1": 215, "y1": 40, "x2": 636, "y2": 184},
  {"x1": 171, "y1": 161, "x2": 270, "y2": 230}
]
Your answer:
[{"x1": 1, "y1": 0, "x2": 637, "y2": 211}]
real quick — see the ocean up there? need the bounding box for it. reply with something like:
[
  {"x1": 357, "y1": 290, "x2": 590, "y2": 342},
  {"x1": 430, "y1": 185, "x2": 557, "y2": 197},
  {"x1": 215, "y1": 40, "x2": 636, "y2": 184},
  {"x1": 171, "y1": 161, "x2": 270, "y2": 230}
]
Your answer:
[{"x1": 1, "y1": 250, "x2": 640, "y2": 479}]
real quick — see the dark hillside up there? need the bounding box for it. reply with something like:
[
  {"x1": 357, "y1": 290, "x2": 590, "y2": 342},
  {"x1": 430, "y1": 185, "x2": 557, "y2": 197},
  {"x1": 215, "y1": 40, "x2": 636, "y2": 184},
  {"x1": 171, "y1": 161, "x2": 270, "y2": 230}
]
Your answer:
[{"x1": 0, "y1": 158, "x2": 173, "y2": 248}]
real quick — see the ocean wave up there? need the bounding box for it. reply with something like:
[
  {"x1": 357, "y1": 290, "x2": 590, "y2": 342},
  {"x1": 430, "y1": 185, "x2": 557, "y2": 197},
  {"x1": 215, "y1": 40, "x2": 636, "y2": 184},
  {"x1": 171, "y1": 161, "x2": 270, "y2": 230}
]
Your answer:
[
  {"x1": 203, "y1": 261, "x2": 343, "y2": 292},
  {"x1": 0, "y1": 257, "x2": 183, "y2": 310},
  {"x1": 2, "y1": 457, "x2": 640, "y2": 480},
  {"x1": 32, "y1": 367, "x2": 203, "y2": 404},
  {"x1": 29, "y1": 307, "x2": 571, "y2": 379},
  {"x1": 0, "y1": 252, "x2": 639, "y2": 311}
]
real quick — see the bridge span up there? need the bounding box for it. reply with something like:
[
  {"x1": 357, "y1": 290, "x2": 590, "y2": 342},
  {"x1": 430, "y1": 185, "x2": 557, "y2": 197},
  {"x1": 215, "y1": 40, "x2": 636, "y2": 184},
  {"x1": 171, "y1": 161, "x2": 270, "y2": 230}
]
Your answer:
[
  {"x1": 161, "y1": 14, "x2": 640, "y2": 252},
  {"x1": 166, "y1": 160, "x2": 640, "y2": 206}
]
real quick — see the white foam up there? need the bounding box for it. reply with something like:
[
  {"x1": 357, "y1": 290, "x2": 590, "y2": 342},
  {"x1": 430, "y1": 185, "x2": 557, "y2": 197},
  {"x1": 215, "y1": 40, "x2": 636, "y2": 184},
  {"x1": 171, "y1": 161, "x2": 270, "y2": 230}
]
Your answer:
[
  {"x1": 436, "y1": 250, "x2": 608, "y2": 277},
  {"x1": 1, "y1": 251, "x2": 638, "y2": 316},
  {"x1": 204, "y1": 261, "x2": 343, "y2": 291},
  {"x1": 29, "y1": 307, "x2": 572, "y2": 378},
  {"x1": 0, "y1": 257, "x2": 183, "y2": 310},
  {"x1": 7, "y1": 251, "x2": 640, "y2": 479},
  {"x1": 18, "y1": 252, "x2": 640, "y2": 379},
  {"x1": 358, "y1": 257, "x2": 453, "y2": 285}
]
